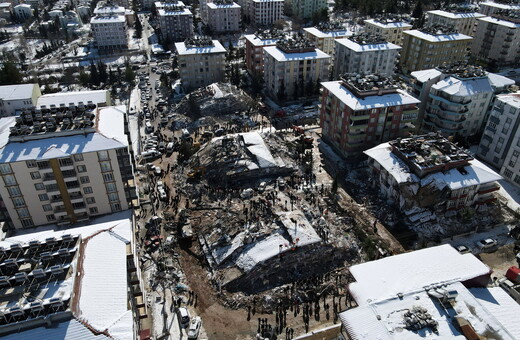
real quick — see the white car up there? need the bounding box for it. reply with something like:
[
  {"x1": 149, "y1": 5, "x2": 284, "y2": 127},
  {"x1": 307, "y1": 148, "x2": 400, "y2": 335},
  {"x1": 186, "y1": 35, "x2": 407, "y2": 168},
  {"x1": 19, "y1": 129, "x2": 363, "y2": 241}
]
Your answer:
[
  {"x1": 456, "y1": 245, "x2": 471, "y2": 254},
  {"x1": 158, "y1": 188, "x2": 167, "y2": 201},
  {"x1": 187, "y1": 316, "x2": 201, "y2": 339},
  {"x1": 476, "y1": 238, "x2": 497, "y2": 251}
]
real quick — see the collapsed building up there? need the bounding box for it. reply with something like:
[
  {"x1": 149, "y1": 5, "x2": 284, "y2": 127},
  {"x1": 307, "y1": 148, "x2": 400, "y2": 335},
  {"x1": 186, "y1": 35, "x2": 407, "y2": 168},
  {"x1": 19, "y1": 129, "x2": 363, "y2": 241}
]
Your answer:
[{"x1": 364, "y1": 134, "x2": 503, "y2": 238}]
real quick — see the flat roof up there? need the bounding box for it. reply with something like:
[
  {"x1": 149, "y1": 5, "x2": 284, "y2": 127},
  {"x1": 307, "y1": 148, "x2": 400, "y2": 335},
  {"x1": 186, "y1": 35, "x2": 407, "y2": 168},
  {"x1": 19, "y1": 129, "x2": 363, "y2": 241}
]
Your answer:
[
  {"x1": 90, "y1": 15, "x2": 125, "y2": 23},
  {"x1": 410, "y1": 68, "x2": 443, "y2": 83},
  {"x1": 244, "y1": 34, "x2": 281, "y2": 47},
  {"x1": 427, "y1": 9, "x2": 486, "y2": 19},
  {"x1": 263, "y1": 45, "x2": 330, "y2": 62},
  {"x1": 0, "y1": 84, "x2": 37, "y2": 101},
  {"x1": 404, "y1": 29, "x2": 473, "y2": 42},
  {"x1": 175, "y1": 39, "x2": 226, "y2": 55},
  {"x1": 321, "y1": 80, "x2": 419, "y2": 111},
  {"x1": 477, "y1": 15, "x2": 520, "y2": 28},
  {"x1": 303, "y1": 27, "x2": 352, "y2": 39},
  {"x1": 432, "y1": 75, "x2": 494, "y2": 96},
  {"x1": 364, "y1": 18, "x2": 412, "y2": 29},
  {"x1": 157, "y1": 7, "x2": 192, "y2": 15},
  {"x1": 207, "y1": 1, "x2": 240, "y2": 8},
  {"x1": 0, "y1": 105, "x2": 128, "y2": 164},
  {"x1": 335, "y1": 37, "x2": 401, "y2": 52},
  {"x1": 93, "y1": 5, "x2": 125, "y2": 15},
  {"x1": 479, "y1": 1, "x2": 520, "y2": 10},
  {"x1": 37, "y1": 90, "x2": 109, "y2": 107}
]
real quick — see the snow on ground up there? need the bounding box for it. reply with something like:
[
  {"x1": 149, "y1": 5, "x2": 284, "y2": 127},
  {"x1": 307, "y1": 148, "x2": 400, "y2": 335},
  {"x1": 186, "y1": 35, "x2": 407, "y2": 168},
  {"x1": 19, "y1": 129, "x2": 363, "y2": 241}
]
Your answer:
[
  {"x1": 440, "y1": 224, "x2": 515, "y2": 255},
  {"x1": 497, "y1": 178, "x2": 520, "y2": 212}
]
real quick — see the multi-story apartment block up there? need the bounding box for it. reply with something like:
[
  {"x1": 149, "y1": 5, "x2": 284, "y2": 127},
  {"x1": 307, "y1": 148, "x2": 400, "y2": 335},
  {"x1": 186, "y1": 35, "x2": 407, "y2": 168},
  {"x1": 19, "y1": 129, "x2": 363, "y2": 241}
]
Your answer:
[
  {"x1": 320, "y1": 74, "x2": 420, "y2": 156},
  {"x1": 0, "y1": 102, "x2": 136, "y2": 230},
  {"x1": 400, "y1": 26, "x2": 472, "y2": 73},
  {"x1": 0, "y1": 84, "x2": 41, "y2": 117},
  {"x1": 175, "y1": 37, "x2": 226, "y2": 91},
  {"x1": 263, "y1": 37, "x2": 330, "y2": 102},
  {"x1": 478, "y1": 1, "x2": 520, "y2": 16},
  {"x1": 291, "y1": 0, "x2": 327, "y2": 20},
  {"x1": 334, "y1": 33, "x2": 401, "y2": 78},
  {"x1": 303, "y1": 22, "x2": 352, "y2": 56},
  {"x1": 157, "y1": 1, "x2": 193, "y2": 42},
  {"x1": 13, "y1": 4, "x2": 33, "y2": 20},
  {"x1": 247, "y1": 0, "x2": 283, "y2": 27},
  {"x1": 478, "y1": 93, "x2": 520, "y2": 187},
  {"x1": 244, "y1": 29, "x2": 285, "y2": 75},
  {"x1": 472, "y1": 11, "x2": 520, "y2": 67},
  {"x1": 427, "y1": 9, "x2": 485, "y2": 36},
  {"x1": 91, "y1": 7, "x2": 128, "y2": 52},
  {"x1": 364, "y1": 16, "x2": 412, "y2": 45},
  {"x1": 206, "y1": 0, "x2": 241, "y2": 33},
  {"x1": 421, "y1": 63, "x2": 514, "y2": 137}
]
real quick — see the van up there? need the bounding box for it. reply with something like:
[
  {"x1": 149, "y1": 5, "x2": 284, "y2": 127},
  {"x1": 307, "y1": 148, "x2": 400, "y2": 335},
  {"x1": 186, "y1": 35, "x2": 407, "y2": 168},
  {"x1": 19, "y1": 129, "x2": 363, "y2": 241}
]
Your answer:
[
  {"x1": 177, "y1": 307, "x2": 190, "y2": 327},
  {"x1": 141, "y1": 150, "x2": 160, "y2": 160},
  {"x1": 166, "y1": 142, "x2": 174, "y2": 153},
  {"x1": 145, "y1": 122, "x2": 154, "y2": 133}
]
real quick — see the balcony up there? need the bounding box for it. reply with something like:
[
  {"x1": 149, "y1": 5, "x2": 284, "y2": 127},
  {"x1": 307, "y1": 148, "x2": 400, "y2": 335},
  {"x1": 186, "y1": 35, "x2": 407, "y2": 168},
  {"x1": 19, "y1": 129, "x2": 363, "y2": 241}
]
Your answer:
[
  {"x1": 54, "y1": 206, "x2": 67, "y2": 213},
  {"x1": 56, "y1": 216, "x2": 71, "y2": 226},
  {"x1": 76, "y1": 212, "x2": 89, "y2": 222},
  {"x1": 478, "y1": 184, "x2": 500, "y2": 195}
]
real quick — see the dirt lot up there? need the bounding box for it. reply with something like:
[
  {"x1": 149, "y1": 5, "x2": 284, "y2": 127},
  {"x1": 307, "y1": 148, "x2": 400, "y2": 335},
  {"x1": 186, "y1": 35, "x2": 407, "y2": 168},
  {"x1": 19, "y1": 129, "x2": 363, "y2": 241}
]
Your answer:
[{"x1": 479, "y1": 243, "x2": 518, "y2": 279}]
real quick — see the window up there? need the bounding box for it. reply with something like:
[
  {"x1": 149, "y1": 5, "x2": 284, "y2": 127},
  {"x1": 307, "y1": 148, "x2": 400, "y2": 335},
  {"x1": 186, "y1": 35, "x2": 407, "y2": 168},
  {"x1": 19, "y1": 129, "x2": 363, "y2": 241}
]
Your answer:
[
  {"x1": 42, "y1": 204, "x2": 52, "y2": 212},
  {"x1": 80, "y1": 176, "x2": 90, "y2": 184},
  {"x1": 503, "y1": 168, "x2": 513, "y2": 178},
  {"x1": 20, "y1": 218, "x2": 34, "y2": 228},
  {"x1": 108, "y1": 192, "x2": 119, "y2": 202},
  {"x1": 38, "y1": 193, "x2": 49, "y2": 201},
  {"x1": 46, "y1": 214, "x2": 56, "y2": 222},
  {"x1": 3, "y1": 174, "x2": 17, "y2": 186},
  {"x1": 72, "y1": 202, "x2": 85, "y2": 209},
  {"x1": 37, "y1": 161, "x2": 50, "y2": 170},
  {"x1": 86, "y1": 197, "x2": 96, "y2": 204},
  {"x1": 12, "y1": 197, "x2": 25, "y2": 208},
  {"x1": 98, "y1": 150, "x2": 109, "y2": 160},
  {"x1": 84, "y1": 186, "x2": 93, "y2": 194},
  {"x1": 30, "y1": 171, "x2": 41, "y2": 180},
  {"x1": 103, "y1": 173, "x2": 114, "y2": 182},
  {"x1": 99, "y1": 161, "x2": 112, "y2": 172},
  {"x1": 110, "y1": 203, "x2": 121, "y2": 212},
  {"x1": 26, "y1": 160, "x2": 36, "y2": 168},
  {"x1": 0, "y1": 164, "x2": 12, "y2": 174},
  {"x1": 77, "y1": 165, "x2": 87, "y2": 173},
  {"x1": 7, "y1": 186, "x2": 21, "y2": 197},
  {"x1": 514, "y1": 175, "x2": 520, "y2": 185},
  {"x1": 17, "y1": 207, "x2": 30, "y2": 218},
  {"x1": 106, "y1": 182, "x2": 117, "y2": 192},
  {"x1": 89, "y1": 207, "x2": 99, "y2": 214},
  {"x1": 58, "y1": 158, "x2": 73, "y2": 167},
  {"x1": 74, "y1": 154, "x2": 84, "y2": 161}
]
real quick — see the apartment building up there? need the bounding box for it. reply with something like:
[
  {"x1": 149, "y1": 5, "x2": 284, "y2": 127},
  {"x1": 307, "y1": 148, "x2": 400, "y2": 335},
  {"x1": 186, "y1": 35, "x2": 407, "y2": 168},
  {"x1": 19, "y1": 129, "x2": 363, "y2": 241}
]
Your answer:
[
  {"x1": 263, "y1": 37, "x2": 330, "y2": 102},
  {"x1": 0, "y1": 84, "x2": 41, "y2": 117},
  {"x1": 478, "y1": 92, "x2": 520, "y2": 187},
  {"x1": 290, "y1": 0, "x2": 327, "y2": 20},
  {"x1": 400, "y1": 26, "x2": 472, "y2": 73},
  {"x1": 479, "y1": 1, "x2": 520, "y2": 16},
  {"x1": 157, "y1": 1, "x2": 193, "y2": 42},
  {"x1": 303, "y1": 22, "x2": 352, "y2": 56},
  {"x1": 247, "y1": 0, "x2": 283, "y2": 27},
  {"x1": 90, "y1": 8, "x2": 128, "y2": 52},
  {"x1": 206, "y1": 0, "x2": 241, "y2": 33},
  {"x1": 175, "y1": 37, "x2": 226, "y2": 91},
  {"x1": 421, "y1": 63, "x2": 514, "y2": 137},
  {"x1": 0, "y1": 103, "x2": 136, "y2": 230},
  {"x1": 333, "y1": 33, "x2": 401, "y2": 78},
  {"x1": 364, "y1": 17, "x2": 412, "y2": 45},
  {"x1": 244, "y1": 29, "x2": 285, "y2": 75},
  {"x1": 13, "y1": 4, "x2": 33, "y2": 20},
  {"x1": 472, "y1": 12, "x2": 520, "y2": 67},
  {"x1": 320, "y1": 74, "x2": 420, "y2": 157},
  {"x1": 427, "y1": 9, "x2": 485, "y2": 36}
]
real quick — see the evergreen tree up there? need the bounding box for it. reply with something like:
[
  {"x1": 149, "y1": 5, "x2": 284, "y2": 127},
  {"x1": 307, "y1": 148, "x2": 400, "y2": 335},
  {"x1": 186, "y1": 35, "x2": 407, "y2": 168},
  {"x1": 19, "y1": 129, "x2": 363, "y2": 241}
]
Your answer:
[
  {"x1": 89, "y1": 62, "x2": 100, "y2": 87},
  {"x1": 135, "y1": 15, "x2": 143, "y2": 39},
  {"x1": 98, "y1": 61, "x2": 108, "y2": 84},
  {"x1": 0, "y1": 62, "x2": 23, "y2": 85},
  {"x1": 412, "y1": 0, "x2": 423, "y2": 19},
  {"x1": 277, "y1": 80, "x2": 287, "y2": 103}
]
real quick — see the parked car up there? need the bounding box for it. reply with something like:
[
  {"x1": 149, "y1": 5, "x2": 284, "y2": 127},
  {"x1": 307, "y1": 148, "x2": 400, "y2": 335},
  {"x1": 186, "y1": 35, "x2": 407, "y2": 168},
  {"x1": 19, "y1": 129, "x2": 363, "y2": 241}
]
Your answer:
[
  {"x1": 456, "y1": 245, "x2": 472, "y2": 254},
  {"x1": 177, "y1": 307, "x2": 190, "y2": 327},
  {"x1": 476, "y1": 238, "x2": 497, "y2": 251},
  {"x1": 258, "y1": 181, "x2": 267, "y2": 193},
  {"x1": 187, "y1": 316, "x2": 202, "y2": 339}
]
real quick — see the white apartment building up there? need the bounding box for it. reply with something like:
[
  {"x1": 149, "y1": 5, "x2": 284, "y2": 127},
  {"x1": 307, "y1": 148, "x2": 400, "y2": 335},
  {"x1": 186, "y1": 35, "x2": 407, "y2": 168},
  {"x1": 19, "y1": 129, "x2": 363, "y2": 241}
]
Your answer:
[
  {"x1": 13, "y1": 4, "x2": 33, "y2": 20},
  {"x1": 91, "y1": 12, "x2": 128, "y2": 51},
  {"x1": 175, "y1": 37, "x2": 226, "y2": 91},
  {"x1": 157, "y1": 2, "x2": 193, "y2": 42},
  {"x1": 290, "y1": 0, "x2": 327, "y2": 20},
  {"x1": 244, "y1": 29, "x2": 285, "y2": 74},
  {"x1": 303, "y1": 23, "x2": 351, "y2": 56},
  {"x1": 333, "y1": 33, "x2": 401, "y2": 78},
  {"x1": 479, "y1": 1, "x2": 520, "y2": 16},
  {"x1": 0, "y1": 84, "x2": 41, "y2": 117},
  {"x1": 206, "y1": 0, "x2": 241, "y2": 33},
  {"x1": 263, "y1": 38, "x2": 330, "y2": 102},
  {"x1": 0, "y1": 103, "x2": 136, "y2": 230},
  {"x1": 478, "y1": 92, "x2": 520, "y2": 187},
  {"x1": 422, "y1": 64, "x2": 514, "y2": 138},
  {"x1": 427, "y1": 10, "x2": 485, "y2": 36},
  {"x1": 248, "y1": 0, "x2": 283, "y2": 27},
  {"x1": 364, "y1": 18, "x2": 412, "y2": 45},
  {"x1": 472, "y1": 14, "x2": 520, "y2": 67}
]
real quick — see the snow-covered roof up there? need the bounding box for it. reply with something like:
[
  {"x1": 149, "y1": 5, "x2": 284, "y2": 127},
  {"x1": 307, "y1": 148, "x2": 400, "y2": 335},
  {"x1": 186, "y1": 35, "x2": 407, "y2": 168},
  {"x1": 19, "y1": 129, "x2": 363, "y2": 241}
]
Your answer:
[
  {"x1": 336, "y1": 37, "x2": 401, "y2": 52},
  {"x1": 2, "y1": 319, "x2": 111, "y2": 340},
  {"x1": 0, "y1": 83, "x2": 38, "y2": 101},
  {"x1": 432, "y1": 75, "x2": 493, "y2": 96},
  {"x1": 303, "y1": 27, "x2": 352, "y2": 39},
  {"x1": 207, "y1": 1, "x2": 240, "y2": 8},
  {"x1": 175, "y1": 40, "x2": 226, "y2": 55},
  {"x1": 90, "y1": 15, "x2": 125, "y2": 24},
  {"x1": 364, "y1": 142, "x2": 502, "y2": 190},
  {"x1": 410, "y1": 68, "x2": 443, "y2": 83},
  {"x1": 235, "y1": 232, "x2": 287, "y2": 272},
  {"x1": 37, "y1": 90, "x2": 110, "y2": 107},
  {"x1": 364, "y1": 19, "x2": 412, "y2": 29},
  {"x1": 496, "y1": 92, "x2": 520, "y2": 108},
  {"x1": 427, "y1": 9, "x2": 485, "y2": 19},
  {"x1": 93, "y1": 5, "x2": 125, "y2": 15},
  {"x1": 488, "y1": 72, "x2": 515, "y2": 90},
  {"x1": 263, "y1": 46, "x2": 330, "y2": 62},
  {"x1": 278, "y1": 211, "x2": 321, "y2": 247},
  {"x1": 341, "y1": 281, "x2": 516, "y2": 340},
  {"x1": 14, "y1": 4, "x2": 31, "y2": 9},
  {"x1": 321, "y1": 81, "x2": 419, "y2": 111},
  {"x1": 477, "y1": 15, "x2": 520, "y2": 28},
  {"x1": 0, "y1": 105, "x2": 128, "y2": 164},
  {"x1": 479, "y1": 1, "x2": 520, "y2": 10},
  {"x1": 157, "y1": 7, "x2": 192, "y2": 15},
  {"x1": 404, "y1": 29, "x2": 473, "y2": 42},
  {"x1": 244, "y1": 34, "x2": 280, "y2": 47},
  {"x1": 348, "y1": 244, "x2": 491, "y2": 304},
  {"x1": 241, "y1": 131, "x2": 278, "y2": 168}
]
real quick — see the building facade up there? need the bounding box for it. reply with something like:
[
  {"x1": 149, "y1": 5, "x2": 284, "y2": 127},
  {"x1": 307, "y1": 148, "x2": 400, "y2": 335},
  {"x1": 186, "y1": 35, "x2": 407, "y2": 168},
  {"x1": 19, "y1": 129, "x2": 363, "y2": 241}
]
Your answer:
[
  {"x1": 334, "y1": 33, "x2": 401, "y2": 78},
  {"x1": 247, "y1": 0, "x2": 283, "y2": 27},
  {"x1": 364, "y1": 18, "x2": 412, "y2": 45},
  {"x1": 244, "y1": 29, "x2": 285, "y2": 75},
  {"x1": 472, "y1": 13, "x2": 520, "y2": 67},
  {"x1": 303, "y1": 22, "x2": 351, "y2": 56},
  {"x1": 157, "y1": 2, "x2": 193, "y2": 42},
  {"x1": 263, "y1": 38, "x2": 330, "y2": 102},
  {"x1": 426, "y1": 10, "x2": 485, "y2": 36},
  {"x1": 479, "y1": 1, "x2": 520, "y2": 16},
  {"x1": 0, "y1": 104, "x2": 136, "y2": 230},
  {"x1": 320, "y1": 74, "x2": 420, "y2": 156},
  {"x1": 290, "y1": 0, "x2": 326, "y2": 20},
  {"x1": 0, "y1": 84, "x2": 41, "y2": 117},
  {"x1": 400, "y1": 27, "x2": 473, "y2": 73},
  {"x1": 91, "y1": 10, "x2": 128, "y2": 51},
  {"x1": 175, "y1": 37, "x2": 226, "y2": 91},
  {"x1": 206, "y1": 0, "x2": 241, "y2": 33}
]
